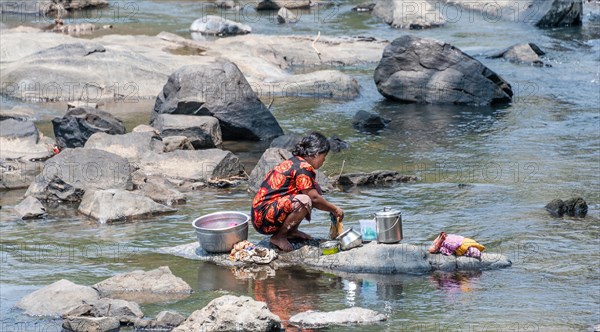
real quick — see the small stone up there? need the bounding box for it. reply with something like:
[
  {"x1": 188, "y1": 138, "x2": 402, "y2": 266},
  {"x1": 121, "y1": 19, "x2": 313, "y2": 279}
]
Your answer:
[
  {"x1": 156, "y1": 310, "x2": 186, "y2": 327},
  {"x1": 14, "y1": 196, "x2": 46, "y2": 219}
]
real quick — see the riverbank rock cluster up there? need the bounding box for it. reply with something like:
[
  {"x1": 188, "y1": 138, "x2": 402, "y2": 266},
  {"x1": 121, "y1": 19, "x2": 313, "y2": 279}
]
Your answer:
[{"x1": 16, "y1": 266, "x2": 386, "y2": 331}]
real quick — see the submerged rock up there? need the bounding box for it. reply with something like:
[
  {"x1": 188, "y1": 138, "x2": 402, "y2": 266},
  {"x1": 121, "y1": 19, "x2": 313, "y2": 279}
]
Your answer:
[
  {"x1": 172, "y1": 295, "x2": 281, "y2": 332},
  {"x1": 14, "y1": 196, "x2": 47, "y2": 219},
  {"x1": 256, "y1": 0, "x2": 310, "y2": 10},
  {"x1": 52, "y1": 107, "x2": 126, "y2": 149},
  {"x1": 16, "y1": 279, "x2": 100, "y2": 316},
  {"x1": 352, "y1": 110, "x2": 390, "y2": 131},
  {"x1": 545, "y1": 197, "x2": 587, "y2": 217},
  {"x1": 93, "y1": 266, "x2": 192, "y2": 304},
  {"x1": 374, "y1": 35, "x2": 513, "y2": 106},
  {"x1": 63, "y1": 298, "x2": 144, "y2": 324},
  {"x1": 25, "y1": 148, "x2": 132, "y2": 202},
  {"x1": 134, "y1": 310, "x2": 186, "y2": 330},
  {"x1": 289, "y1": 307, "x2": 386, "y2": 328},
  {"x1": 336, "y1": 171, "x2": 418, "y2": 186},
  {"x1": 152, "y1": 61, "x2": 283, "y2": 141},
  {"x1": 189, "y1": 15, "x2": 251, "y2": 36},
  {"x1": 78, "y1": 189, "x2": 176, "y2": 223},
  {"x1": 488, "y1": 43, "x2": 547, "y2": 66}
]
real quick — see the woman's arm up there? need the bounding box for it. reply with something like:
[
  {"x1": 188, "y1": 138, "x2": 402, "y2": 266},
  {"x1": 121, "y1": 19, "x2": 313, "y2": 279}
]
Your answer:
[{"x1": 301, "y1": 188, "x2": 344, "y2": 220}]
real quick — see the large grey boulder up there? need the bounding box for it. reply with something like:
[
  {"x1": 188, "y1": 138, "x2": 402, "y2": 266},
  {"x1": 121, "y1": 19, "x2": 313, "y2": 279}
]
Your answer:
[
  {"x1": 93, "y1": 266, "x2": 193, "y2": 304},
  {"x1": 14, "y1": 196, "x2": 47, "y2": 219},
  {"x1": 152, "y1": 61, "x2": 284, "y2": 141},
  {"x1": 62, "y1": 316, "x2": 120, "y2": 332},
  {"x1": 16, "y1": 279, "x2": 100, "y2": 316},
  {"x1": 172, "y1": 295, "x2": 281, "y2": 332},
  {"x1": 248, "y1": 148, "x2": 331, "y2": 193},
  {"x1": 52, "y1": 107, "x2": 126, "y2": 149},
  {"x1": 78, "y1": 189, "x2": 176, "y2": 223},
  {"x1": 374, "y1": 35, "x2": 513, "y2": 106},
  {"x1": 84, "y1": 132, "x2": 164, "y2": 163},
  {"x1": 25, "y1": 148, "x2": 132, "y2": 202},
  {"x1": 448, "y1": 0, "x2": 582, "y2": 27},
  {"x1": 138, "y1": 149, "x2": 245, "y2": 184},
  {"x1": 151, "y1": 114, "x2": 222, "y2": 149},
  {"x1": 0, "y1": 119, "x2": 55, "y2": 161},
  {"x1": 190, "y1": 15, "x2": 251, "y2": 36},
  {"x1": 289, "y1": 307, "x2": 386, "y2": 328},
  {"x1": 373, "y1": 0, "x2": 445, "y2": 29},
  {"x1": 488, "y1": 43, "x2": 546, "y2": 66}
]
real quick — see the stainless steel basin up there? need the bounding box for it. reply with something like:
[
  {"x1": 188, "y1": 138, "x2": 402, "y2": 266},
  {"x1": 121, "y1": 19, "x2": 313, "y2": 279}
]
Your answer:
[{"x1": 192, "y1": 211, "x2": 249, "y2": 253}]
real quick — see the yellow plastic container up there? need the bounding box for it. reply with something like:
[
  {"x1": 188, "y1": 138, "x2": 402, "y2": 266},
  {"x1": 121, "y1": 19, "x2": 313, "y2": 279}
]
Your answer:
[{"x1": 320, "y1": 240, "x2": 340, "y2": 255}]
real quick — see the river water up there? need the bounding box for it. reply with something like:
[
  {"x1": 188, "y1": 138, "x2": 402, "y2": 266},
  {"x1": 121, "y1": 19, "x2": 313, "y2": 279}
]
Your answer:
[{"x1": 1, "y1": 0, "x2": 599, "y2": 331}]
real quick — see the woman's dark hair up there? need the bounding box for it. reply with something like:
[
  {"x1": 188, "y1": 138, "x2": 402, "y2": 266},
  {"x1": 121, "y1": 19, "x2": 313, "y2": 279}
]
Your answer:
[{"x1": 292, "y1": 132, "x2": 330, "y2": 158}]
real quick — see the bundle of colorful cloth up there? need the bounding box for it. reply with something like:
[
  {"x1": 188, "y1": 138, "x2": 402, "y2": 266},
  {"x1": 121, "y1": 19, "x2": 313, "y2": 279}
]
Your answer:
[
  {"x1": 229, "y1": 240, "x2": 278, "y2": 264},
  {"x1": 427, "y1": 232, "x2": 486, "y2": 258}
]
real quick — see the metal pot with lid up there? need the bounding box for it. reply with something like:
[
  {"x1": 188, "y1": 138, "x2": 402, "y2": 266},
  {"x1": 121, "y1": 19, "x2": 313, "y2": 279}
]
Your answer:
[{"x1": 375, "y1": 207, "x2": 402, "y2": 244}]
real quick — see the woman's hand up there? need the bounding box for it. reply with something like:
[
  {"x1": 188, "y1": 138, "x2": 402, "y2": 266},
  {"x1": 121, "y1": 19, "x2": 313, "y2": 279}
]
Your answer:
[{"x1": 333, "y1": 206, "x2": 344, "y2": 221}]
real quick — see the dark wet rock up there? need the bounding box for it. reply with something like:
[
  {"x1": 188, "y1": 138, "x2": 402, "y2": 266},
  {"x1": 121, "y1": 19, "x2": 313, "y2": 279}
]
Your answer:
[
  {"x1": 25, "y1": 148, "x2": 132, "y2": 202},
  {"x1": 335, "y1": 171, "x2": 418, "y2": 186},
  {"x1": 2, "y1": 0, "x2": 108, "y2": 15},
  {"x1": 62, "y1": 316, "x2": 120, "y2": 332},
  {"x1": 189, "y1": 15, "x2": 251, "y2": 36},
  {"x1": 0, "y1": 159, "x2": 46, "y2": 189},
  {"x1": 93, "y1": 266, "x2": 192, "y2": 304},
  {"x1": 269, "y1": 134, "x2": 300, "y2": 150},
  {"x1": 162, "y1": 136, "x2": 195, "y2": 152},
  {"x1": 137, "y1": 177, "x2": 186, "y2": 206},
  {"x1": 256, "y1": 0, "x2": 311, "y2": 10},
  {"x1": 137, "y1": 149, "x2": 245, "y2": 184},
  {"x1": 374, "y1": 35, "x2": 513, "y2": 106},
  {"x1": 78, "y1": 189, "x2": 176, "y2": 223},
  {"x1": 215, "y1": 0, "x2": 235, "y2": 8},
  {"x1": 328, "y1": 135, "x2": 349, "y2": 153},
  {"x1": 352, "y1": 3, "x2": 375, "y2": 11},
  {"x1": 84, "y1": 132, "x2": 164, "y2": 163},
  {"x1": 488, "y1": 43, "x2": 547, "y2": 66},
  {"x1": 14, "y1": 196, "x2": 47, "y2": 219},
  {"x1": 289, "y1": 307, "x2": 386, "y2": 328},
  {"x1": 172, "y1": 295, "x2": 281, "y2": 332},
  {"x1": 373, "y1": 0, "x2": 445, "y2": 29},
  {"x1": 248, "y1": 148, "x2": 331, "y2": 193},
  {"x1": 151, "y1": 114, "x2": 222, "y2": 149},
  {"x1": 352, "y1": 110, "x2": 390, "y2": 131},
  {"x1": 0, "y1": 119, "x2": 55, "y2": 161},
  {"x1": 152, "y1": 61, "x2": 284, "y2": 140},
  {"x1": 450, "y1": 0, "x2": 582, "y2": 28},
  {"x1": 545, "y1": 197, "x2": 587, "y2": 217},
  {"x1": 564, "y1": 197, "x2": 588, "y2": 217},
  {"x1": 545, "y1": 198, "x2": 566, "y2": 217},
  {"x1": 52, "y1": 107, "x2": 126, "y2": 149},
  {"x1": 277, "y1": 7, "x2": 299, "y2": 23},
  {"x1": 16, "y1": 279, "x2": 100, "y2": 316}
]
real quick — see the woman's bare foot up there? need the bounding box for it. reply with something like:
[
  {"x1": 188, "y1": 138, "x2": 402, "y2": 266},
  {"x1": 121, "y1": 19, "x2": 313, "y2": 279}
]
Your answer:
[
  {"x1": 289, "y1": 229, "x2": 313, "y2": 240},
  {"x1": 270, "y1": 236, "x2": 293, "y2": 252}
]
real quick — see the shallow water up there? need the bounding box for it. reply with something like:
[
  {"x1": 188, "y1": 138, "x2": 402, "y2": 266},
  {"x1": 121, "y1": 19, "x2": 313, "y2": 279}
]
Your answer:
[{"x1": 1, "y1": 1, "x2": 599, "y2": 331}]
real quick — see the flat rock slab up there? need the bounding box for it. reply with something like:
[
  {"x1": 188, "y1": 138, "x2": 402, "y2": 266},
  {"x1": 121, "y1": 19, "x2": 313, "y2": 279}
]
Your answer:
[
  {"x1": 62, "y1": 316, "x2": 120, "y2": 332},
  {"x1": 160, "y1": 241, "x2": 511, "y2": 275},
  {"x1": 289, "y1": 307, "x2": 386, "y2": 328},
  {"x1": 14, "y1": 196, "x2": 47, "y2": 219},
  {"x1": 93, "y1": 266, "x2": 192, "y2": 304}
]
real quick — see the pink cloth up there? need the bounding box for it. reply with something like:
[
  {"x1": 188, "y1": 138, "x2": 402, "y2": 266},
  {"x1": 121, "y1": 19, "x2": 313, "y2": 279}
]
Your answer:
[{"x1": 439, "y1": 234, "x2": 464, "y2": 256}]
